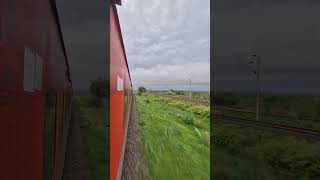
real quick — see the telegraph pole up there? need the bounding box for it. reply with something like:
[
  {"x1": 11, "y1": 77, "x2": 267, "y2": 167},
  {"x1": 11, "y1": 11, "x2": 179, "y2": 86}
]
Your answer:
[
  {"x1": 189, "y1": 79, "x2": 192, "y2": 100},
  {"x1": 256, "y1": 55, "x2": 261, "y2": 121},
  {"x1": 249, "y1": 54, "x2": 261, "y2": 121}
]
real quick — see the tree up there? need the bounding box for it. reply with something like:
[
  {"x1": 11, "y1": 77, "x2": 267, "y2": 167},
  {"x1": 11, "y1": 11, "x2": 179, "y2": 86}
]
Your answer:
[
  {"x1": 138, "y1": 86, "x2": 147, "y2": 95},
  {"x1": 90, "y1": 78, "x2": 108, "y2": 98}
]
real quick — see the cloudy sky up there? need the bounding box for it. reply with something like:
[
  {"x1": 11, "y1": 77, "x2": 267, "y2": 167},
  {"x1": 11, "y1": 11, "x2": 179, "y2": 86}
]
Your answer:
[
  {"x1": 213, "y1": 0, "x2": 320, "y2": 94},
  {"x1": 117, "y1": 0, "x2": 210, "y2": 91}
]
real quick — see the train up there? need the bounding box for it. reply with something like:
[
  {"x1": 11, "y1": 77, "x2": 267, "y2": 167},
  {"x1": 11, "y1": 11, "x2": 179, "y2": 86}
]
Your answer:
[
  {"x1": 110, "y1": 1, "x2": 133, "y2": 180},
  {"x1": 0, "y1": 0, "x2": 73, "y2": 179}
]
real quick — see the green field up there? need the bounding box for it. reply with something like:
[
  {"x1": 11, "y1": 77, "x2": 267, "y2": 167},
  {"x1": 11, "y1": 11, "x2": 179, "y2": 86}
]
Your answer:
[
  {"x1": 212, "y1": 122, "x2": 320, "y2": 180},
  {"x1": 136, "y1": 94, "x2": 210, "y2": 180},
  {"x1": 74, "y1": 95, "x2": 108, "y2": 180},
  {"x1": 149, "y1": 90, "x2": 210, "y2": 103}
]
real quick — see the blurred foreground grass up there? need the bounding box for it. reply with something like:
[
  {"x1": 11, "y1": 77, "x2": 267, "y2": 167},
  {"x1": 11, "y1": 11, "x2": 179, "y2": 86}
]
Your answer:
[
  {"x1": 74, "y1": 95, "x2": 108, "y2": 180},
  {"x1": 136, "y1": 94, "x2": 210, "y2": 180},
  {"x1": 212, "y1": 123, "x2": 320, "y2": 180}
]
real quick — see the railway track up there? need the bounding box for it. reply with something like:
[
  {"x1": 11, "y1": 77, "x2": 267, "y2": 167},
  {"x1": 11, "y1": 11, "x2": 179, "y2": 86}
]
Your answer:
[{"x1": 213, "y1": 114, "x2": 320, "y2": 141}]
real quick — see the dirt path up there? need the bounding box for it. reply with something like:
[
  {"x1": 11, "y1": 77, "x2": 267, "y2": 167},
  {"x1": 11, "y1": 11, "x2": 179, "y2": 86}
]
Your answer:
[
  {"x1": 62, "y1": 103, "x2": 91, "y2": 180},
  {"x1": 122, "y1": 96, "x2": 149, "y2": 180}
]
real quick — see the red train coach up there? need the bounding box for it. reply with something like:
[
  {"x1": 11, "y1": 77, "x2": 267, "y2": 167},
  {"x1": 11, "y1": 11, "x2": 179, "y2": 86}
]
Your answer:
[
  {"x1": 0, "y1": 0, "x2": 72, "y2": 179},
  {"x1": 110, "y1": 1, "x2": 133, "y2": 180}
]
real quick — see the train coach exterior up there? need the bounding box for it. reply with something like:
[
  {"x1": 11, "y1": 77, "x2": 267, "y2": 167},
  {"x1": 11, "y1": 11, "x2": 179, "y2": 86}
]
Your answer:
[
  {"x1": 0, "y1": 0, "x2": 72, "y2": 179},
  {"x1": 110, "y1": 1, "x2": 133, "y2": 180}
]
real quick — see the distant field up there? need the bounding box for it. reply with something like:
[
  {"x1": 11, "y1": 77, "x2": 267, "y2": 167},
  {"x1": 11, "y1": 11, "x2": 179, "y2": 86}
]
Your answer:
[
  {"x1": 212, "y1": 122, "x2": 320, "y2": 180},
  {"x1": 149, "y1": 90, "x2": 210, "y2": 102},
  {"x1": 136, "y1": 94, "x2": 210, "y2": 180},
  {"x1": 74, "y1": 96, "x2": 108, "y2": 180}
]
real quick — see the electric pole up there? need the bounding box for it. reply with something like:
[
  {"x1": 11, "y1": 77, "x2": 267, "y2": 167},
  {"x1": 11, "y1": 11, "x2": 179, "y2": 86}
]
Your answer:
[
  {"x1": 189, "y1": 79, "x2": 192, "y2": 100},
  {"x1": 249, "y1": 54, "x2": 261, "y2": 121},
  {"x1": 256, "y1": 55, "x2": 261, "y2": 122}
]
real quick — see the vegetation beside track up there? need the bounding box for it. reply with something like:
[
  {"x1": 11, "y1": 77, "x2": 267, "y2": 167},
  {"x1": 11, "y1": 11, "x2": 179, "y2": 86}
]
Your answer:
[
  {"x1": 213, "y1": 122, "x2": 320, "y2": 180},
  {"x1": 212, "y1": 92, "x2": 320, "y2": 179},
  {"x1": 74, "y1": 95, "x2": 108, "y2": 180},
  {"x1": 149, "y1": 90, "x2": 210, "y2": 104},
  {"x1": 136, "y1": 93, "x2": 210, "y2": 180},
  {"x1": 212, "y1": 92, "x2": 320, "y2": 130}
]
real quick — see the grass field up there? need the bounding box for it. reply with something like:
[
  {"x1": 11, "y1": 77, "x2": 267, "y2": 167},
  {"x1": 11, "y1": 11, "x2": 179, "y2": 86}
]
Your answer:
[
  {"x1": 136, "y1": 93, "x2": 210, "y2": 180},
  {"x1": 212, "y1": 92, "x2": 320, "y2": 179},
  {"x1": 149, "y1": 90, "x2": 210, "y2": 103},
  {"x1": 212, "y1": 122, "x2": 320, "y2": 180},
  {"x1": 74, "y1": 95, "x2": 108, "y2": 180}
]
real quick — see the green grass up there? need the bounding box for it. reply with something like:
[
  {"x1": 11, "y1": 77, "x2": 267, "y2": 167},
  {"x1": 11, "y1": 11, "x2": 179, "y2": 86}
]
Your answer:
[
  {"x1": 74, "y1": 96, "x2": 108, "y2": 180},
  {"x1": 149, "y1": 90, "x2": 210, "y2": 103},
  {"x1": 136, "y1": 94, "x2": 210, "y2": 180},
  {"x1": 212, "y1": 123, "x2": 320, "y2": 179}
]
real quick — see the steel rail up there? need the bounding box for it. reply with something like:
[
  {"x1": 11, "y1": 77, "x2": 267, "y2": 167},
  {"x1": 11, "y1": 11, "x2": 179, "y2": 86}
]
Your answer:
[{"x1": 212, "y1": 114, "x2": 320, "y2": 137}]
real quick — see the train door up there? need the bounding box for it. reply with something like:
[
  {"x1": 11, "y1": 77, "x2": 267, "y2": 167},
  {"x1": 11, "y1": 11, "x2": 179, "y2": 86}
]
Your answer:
[{"x1": 43, "y1": 89, "x2": 57, "y2": 180}]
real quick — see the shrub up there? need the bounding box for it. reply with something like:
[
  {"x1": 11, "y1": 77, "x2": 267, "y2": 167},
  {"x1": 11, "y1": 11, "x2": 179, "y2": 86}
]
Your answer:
[
  {"x1": 86, "y1": 95, "x2": 102, "y2": 107},
  {"x1": 190, "y1": 106, "x2": 210, "y2": 118},
  {"x1": 138, "y1": 86, "x2": 147, "y2": 95},
  {"x1": 256, "y1": 140, "x2": 320, "y2": 177},
  {"x1": 90, "y1": 79, "x2": 108, "y2": 98},
  {"x1": 183, "y1": 116, "x2": 194, "y2": 125},
  {"x1": 175, "y1": 91, "x2": 185, "y2": 95},
  {"x1": 139, "y1": 121, "x2": 146, "y2": 127}
]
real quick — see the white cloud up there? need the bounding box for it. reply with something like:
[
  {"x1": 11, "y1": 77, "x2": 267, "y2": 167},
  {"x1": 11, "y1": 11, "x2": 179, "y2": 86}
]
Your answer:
[
  {"x1": 131, "y1": 62, "x2": 210, "y2": 90},
  {"x1": 117, "y1": 0, "x2": 210, "y2": 90}
]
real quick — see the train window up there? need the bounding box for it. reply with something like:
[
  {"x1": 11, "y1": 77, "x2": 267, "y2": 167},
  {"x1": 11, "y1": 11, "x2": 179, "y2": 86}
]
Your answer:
[
  {"x1": 23, "y1": 49, "x2": 44, "y2": 92},
  {"x1": 0, "y1": 14, "x2": 4, "y2": 41},
  {"x1": 43, "y1": 90, "x2": 57, "y2": 180},
  {"x1": 117, "y1": 76, "x2": 123, "y2": 91},
  {"x1": 23, "y1": 47, "x2": 35, "y2": 92},
  {"x1": 35, "y1": 54, "x2": 43, "y2": 90}
]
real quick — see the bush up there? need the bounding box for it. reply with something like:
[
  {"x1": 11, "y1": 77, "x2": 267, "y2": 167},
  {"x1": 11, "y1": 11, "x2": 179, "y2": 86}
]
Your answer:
[
  {"x1": 86, "y1": 95, "x2": 102, "y2": 108},
  {"x1": 183, "y1": 116, "x2": 194, "y2": 125},
  {"x1": 256, "y1": 140, "x2": 320, "y2": 177},
  {"x1": 167, "y1": 100, "x2": 210, "y2": 118},
  {"x1": 190, "y1": 106, "x2": 210, "y2": 118},
  {"x1": 138, "y1": 86, "x2": 147, "y2": 95},
  {"x1": 214, "y1": 124, "x2": 320, "y2": 178},
  {"x1": 139, "y1": 120, "x2": 146, "y2": 127},
  {"x1": 90, "y1": 79, "x2": 108, "y2": 98},
  {"x1": 175, "y1": 91, "x2": 185, "y2": 95}
]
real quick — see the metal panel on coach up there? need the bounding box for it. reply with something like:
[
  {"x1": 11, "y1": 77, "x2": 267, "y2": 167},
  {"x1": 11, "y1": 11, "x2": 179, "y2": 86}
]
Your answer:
[
  {"x1": 110, "y1": 1, "x2": 133, "y2": 180},
  {"x1": 0, "y1": 0, "x2": 73, "y2": 179}
]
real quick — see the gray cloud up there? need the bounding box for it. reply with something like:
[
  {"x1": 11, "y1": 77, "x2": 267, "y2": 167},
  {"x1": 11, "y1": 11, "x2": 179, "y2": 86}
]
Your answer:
[
  {"x1": 117, "y1": 0, "x2": 210, "y2": 90},
  {"x1": 213, "y1": 0, "x2": 320, "y2": 94}
]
